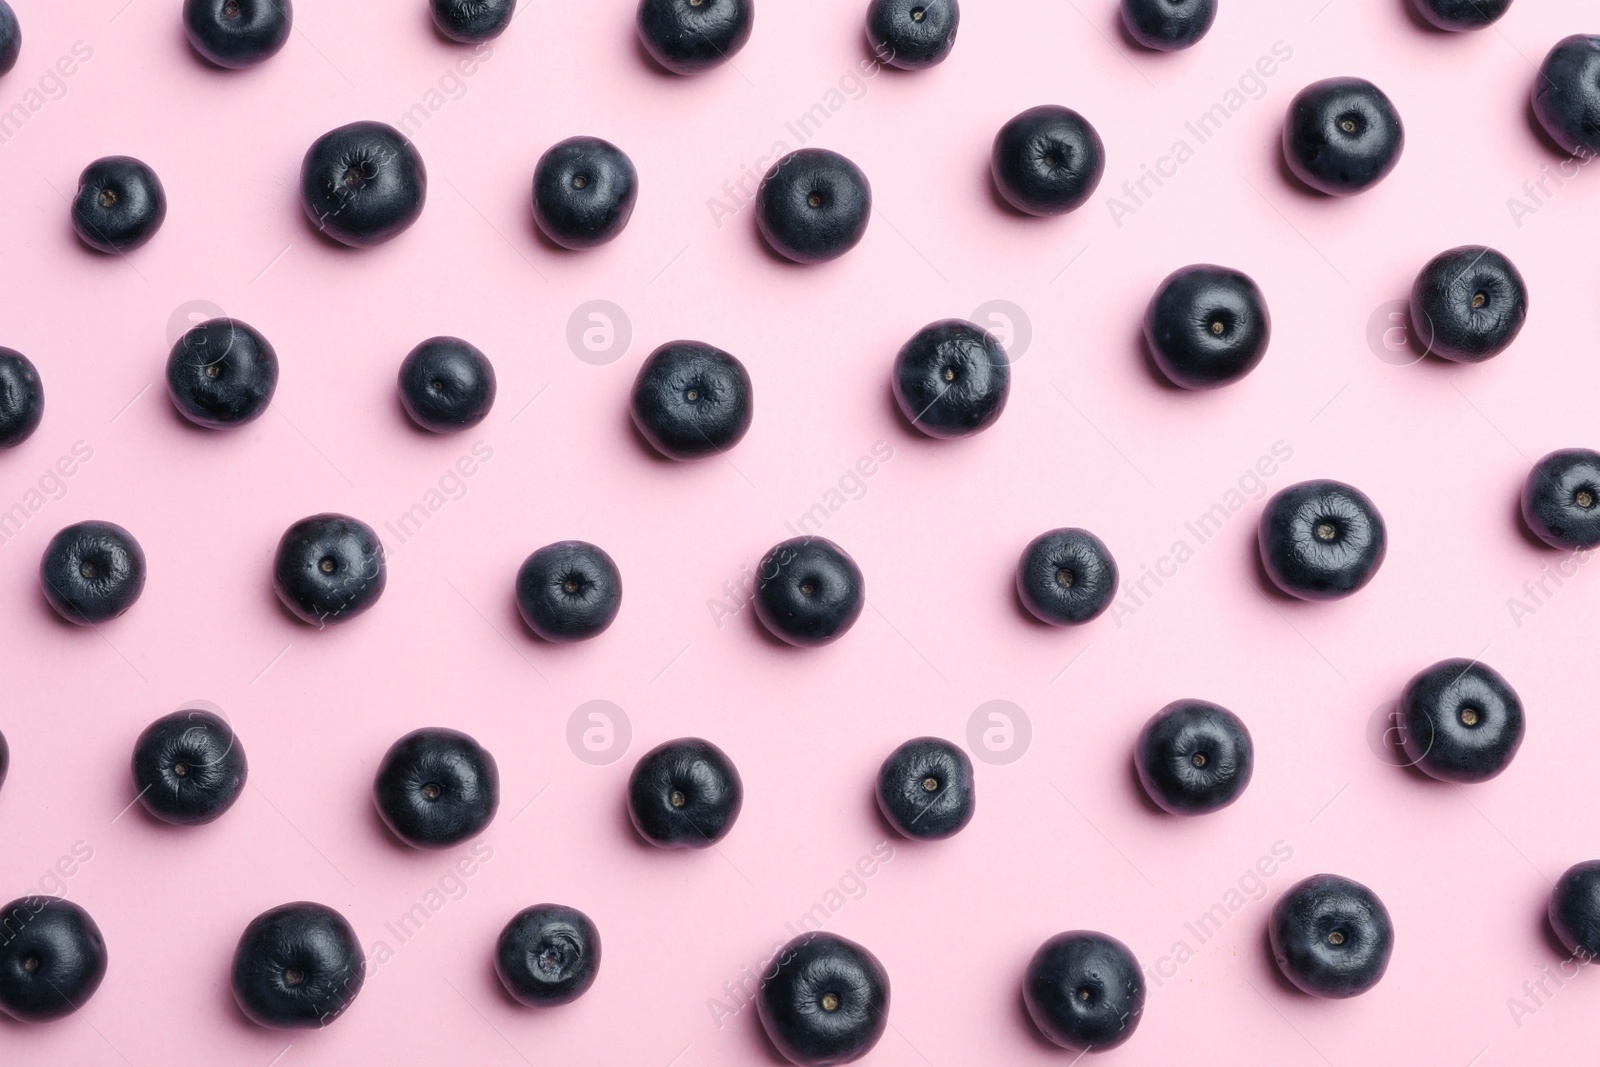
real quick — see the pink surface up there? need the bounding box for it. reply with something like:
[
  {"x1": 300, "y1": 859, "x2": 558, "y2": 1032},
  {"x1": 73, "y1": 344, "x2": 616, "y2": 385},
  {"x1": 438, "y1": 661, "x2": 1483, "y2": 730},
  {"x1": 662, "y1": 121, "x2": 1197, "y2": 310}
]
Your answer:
[{"x1": 0, "y1": 0, "x2": 1596, "y2": 1062}]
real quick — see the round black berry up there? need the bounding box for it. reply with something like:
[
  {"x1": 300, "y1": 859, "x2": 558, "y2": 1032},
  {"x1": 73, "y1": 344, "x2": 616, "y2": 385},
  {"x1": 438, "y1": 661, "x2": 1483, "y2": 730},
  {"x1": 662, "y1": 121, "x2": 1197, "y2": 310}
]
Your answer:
[
  {"x1": 398, "y1": 336, "x2": 497, "y2": 432},
  {"x1": 532, "y1": 136, "x2": 638, "y2": 250},
  {"x1": 231, "y1": 901, "x2": 364, "y2": 1029},
  {"x1": 515, "y1": 540, "x2": 622, "y2": 642},
  {"x1": 374, "y1": 727, "x2": 499, "y2": 849},
  {"x1": 431, "y1": 0, "x2": 516, "y2": 42},
  {"x1": 184, "y1": 0, "x2": 293, "y2": 68},
  {"x1": 1283, "y1": 77, "x2": 1404, "y2": 196},
  {"x1": 301, "y1": 121, "x2": 426, "y2": 248},
  {"x1": 1399, "y1": 658, "x2": 1523, "y2": 783},
  {"x1": 876, "y1": 737, "x2": 974, "y2": 840},
  {"x1": 630, "y1": 341, "x2": 753, "y2": 459},
  {"x1": 167, "y1": 317, "x2": 279, "y2": 428},
  {"x1": 1409, "y1": 246, "x2": 1527, "y2": 363},
  {"x1": 1522, "y1": 448, "x2": 1600, "y2": 550},
  {"x1": 272, "y1": 513, "x2": 387, "y2": 627},
  {"x1": 892, "y1": 319, "x2": 1009, "y2": 438},
  {"x1": 1023, "y1": 931, "x2": 1144, "y2": 1052},
  {"x1": 1270, "y1": 874, "x2": 1394, "y2": 998},
  {"x1": 991, "y1": 106, "x2": 1105, "y2": 216},
  {"x1": 1533, "y1": 35, "x2": 1600, "y2": 156},
  {"x1": 1016, "y1": 528, "x2": 1118, "y2": 626},
  {"x1": 636, "y1": 0, "x2": 753, "y2": 75},
  {"x1": 756, "y1": 148, "x2": 872, "y2": 264},
  {"x1": 495, "y1": 905, "x2": 601, "y2": 1006},
  {"x1": 41, "y1": 520, "x2": 146, "y2": 625},
  {"x1": 132, "y1": 708, "x2": 248, "y2": 825},
  {"x1": 72, "y1": 156, "x2": 166, "y2": 254},
  {"x1": 866, "y1": 0, "x2": 959, "y2": 70},
  {"x1": 0, "y1": 898, "x2": 107, "y2": 1022},
  {"x1": 627, "y1": 737, "x2": 743, "y2": 849},
  {"x1": 758, "y1": 933, "x2": 889, "y2": 1066},
  {"x1": 1135, "y1": 700, "x2": 1253, "y2": 815},
  {"x1": 1258, "y1": 479, "x2": 1386, "y2": 601},
  {"x1": 1120, "y1": 0, "x2": 1215, "y2": 50},
  {"x1": 0, "y1": 347, "x2": 43, "y2": 448},
  {"x1": 1143, "y1": 264, "x2": 1271, "y2": 389},
  {"x1": 753, "y1": 536, "x2": 865, "y2": 647}
]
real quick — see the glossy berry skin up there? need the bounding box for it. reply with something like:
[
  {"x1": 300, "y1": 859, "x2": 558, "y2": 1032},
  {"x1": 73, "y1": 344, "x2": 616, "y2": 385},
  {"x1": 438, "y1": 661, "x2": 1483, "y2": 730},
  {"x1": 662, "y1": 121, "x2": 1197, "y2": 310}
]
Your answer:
[
  {"x1": 876, "y1": 737, "x2": 974, "y2": 840},
  {"x1": 991, "y1": 106, "x2": 1105, "y2": 216},
  {"x1": 1016, "y1": 528, "x2": 1118, "y2": 626},
  {"x1": 41, "y1": 521, "x2": 146, "y2": 625},
  {"x1": 398, "y1": 336, "x2": 496, "y2": 432},
  {"x1": 1144, "y1": 265, "x2": 1271, "y2": 389},
  {"x1": 753, "y1": 537, "x2": 864, "y2": 647},
  {"x1": 1533, "y1": 36, "x2": 1600, "y2": 156},
  {"x1": 0, "y1": 2, "x2": 18, "y2": 77},
  {"x1": 133, "y1": 709, "x2": 248, "y2": 826},
  {"x1": 532, "y1": 137, "x2": 638, "y2": 250},
  {"x1": 431, "y1": 0, "x2": 516, "y2": 42},
  {"x1": 757, "y1": 149, "x2": 871, "y2": 264},
  {"x1": 0, "y1": 898, "x2": 107, "y2": 1022},
  {"x1": 1411, "y1": 0, "x2": 1511, "y2": 31},
  {"x1": 627, "y1": 737, "x2": 743, "y2": 849},
  {"x1": 1550, "y1": 861, "x2": 1600, "y2": 957},
  {"x1": 759, "y1": 933, "x2": 889, "y2": 1066},
  {"x1": 1258, "y1": 480, "x2": 1386, "y2": 601},
  {"x1": 272, "y1": 514, "x2": 386, "y2": 627},
  {"x1": 1399, "y1": 659, "x2": 1523, "y2": 783},
  {"x1": 1283, "y1": 78, "x2": 1404, "y2": 196},
  {"x1": 231, "y1": 902, "x2": 364, "y2": 1029},
  {"x1": 167, "y1": 318, "x2": 279, "y2": 428},
  {"x1": 374, "y1": 727, "x2": 499, "y2": 849},
  {"x1": 866, "y1": 0, "x2": 958, "y2": 70},
  {"x1": 301, "y1": 122, "x2": 426, "y2": 248},
  {"x1": 495, "y1": 905, "x2": 601, "y2": 1006},
  {"x1": 1409, "y1": 246, "x2": 1526, "y2": 363},
  {"x1": 1523, "y1": 449, "x2": 1600, "y2": 550},
  {"x1": 1023, "y1": 931, "x2": 1144, "y2": 1052},
  {"x1": 0, "y1": 348, "x2": 43, "y2": 448},
  {"x1": 1121, "y1": 0, "x2": 1215, "y2": 51},
  {"x1": 636, "y1": 0, "x2": 752, "y2": 74},
  {"x1": 1136, "y1": 700, "x2": 1253, "y2": 815},
  {"x1": 630, "y1": 341, "x2": 753, "y2": 459},
  {"x1": 892, "y1": 319, "x2": 1009, "y2": 438},
  {"x1": 72, "y1": 157, "x2": 167, "y2": 254},
  {"x1": 1270, "y1": 874, "x2": 1393, "y2": 998},
  {"x1": 183, "y1": 0, "x2": 293, "y2": 68},
  {"x1": 515, "y1": 541, "x2": 622, "y2": 642}
]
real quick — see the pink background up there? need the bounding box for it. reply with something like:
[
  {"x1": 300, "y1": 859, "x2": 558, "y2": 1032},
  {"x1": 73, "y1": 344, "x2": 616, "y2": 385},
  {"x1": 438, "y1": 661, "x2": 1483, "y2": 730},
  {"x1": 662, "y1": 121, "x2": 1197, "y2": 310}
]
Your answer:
[{"x1": 0, "y1": 0, "x2": 1596, "y2": 1063}]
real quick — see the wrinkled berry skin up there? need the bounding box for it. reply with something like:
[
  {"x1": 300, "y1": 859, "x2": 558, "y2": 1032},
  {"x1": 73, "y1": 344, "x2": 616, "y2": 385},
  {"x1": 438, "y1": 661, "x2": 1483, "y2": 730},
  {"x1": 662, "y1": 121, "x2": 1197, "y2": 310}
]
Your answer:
[
  {"x1": 0, "y1": 897, "x2": 108, "y2": 1022},
  {"x1": 1121, "y1": 0, "x2": 1215, "y2": 50},
  {"x1": 1135, "y1": 700, "x2": 1254, "y2": 815},
  {"x1": 301, "y1": 121, "x2": 427, "y2": 248},
  {"x1": 515, "y1": 541, "x2": 622, "y2": 642},
  {"x1": 1144, "y1": 265, "x2": 1271, "y2": 389},
  {"x1": 373, "y1": 727, "x2": 499, "y2": 849},
  {"x1": 756, "y1": 149, "x2": 871, "y2": 264},
  {"x1": 636, "y1": 0, "x2": 753, "y2": 75},
  {"x1": 532, "y1": 137, "x2": 638, "y2": 250},
  {"x1": 431, "y1": 0, "x2": 516, "y2": 43},
  {"x1": 1411, "y1": 0, "x2": 1510, "y2": 31},
  {"x1": 231, "y1": 902, "x2": 364, "y2": 1029},
  {"x1": 398, "y1": 336, "x2": 496, "y2": 432},
  {"x1": 132, "y1": 709, "x2": 248, "y2": 825},
  {"x1": 892, "y1": 319, "x2": 1010, "y2": 438},
  {"x1": 1258, "y1": 480, "x2": 1387, "y2": 601},
  {"x1": 167, "y1": 318, "x2": 279, "y2": 428},
  {"x1": 866, "y1": 0, "x2": 958, "y2": 70},
  {"x1": 1533, "y1": 35, "x2": 1600, "y2": 156},
  {"x1": 72, "y1": 156, "x2": 167, "y2": 254},
  {"x1": 1270, "y1": 874, "x2": 1394, "y2": 998},
  {"x1": 630, "y1": 341, "x2": 753, "y2": 459},
  {"x1": 1550, "y1": 861, "x2": 1600, "y2": 958},
  {"x1": 1399, "y1": 659, "x2": 1524, "y2": 783},
  {"x1": 1409, "y1": 246, "x2": 1527, "y2": 363},
  {"x1": 0, "y1": 347, "x2": 43, "y2": 448},
  {"x1": 758, "y1": 933, "x2": 890, "y2": 1066},
  {"x1": 991, "y1": 106, "x2": 1104, "y2": 216},
  {"x1": 753, "y1": 537, "x2": 865, "y2": 647},
  {"x1": 1522, "y1": 448, "x2": 1600, "y2": 550},
  {"x1": 1283, "y1": 77, "x2": 1404, "y2": 196},
  {"x1": 1023, "y1": 931, "x2": 1144, "y2": 1052},
  {"x1": 495, "y1": 904, "x2": 601, "y2": 1006},
  {"x1": 1015, "y1": 528, "x2": 1118, "y2": 625},
  {"x1": 627, "y1": 737, "x2": 743, "y2": 849},
  {"x1": 272, "y1": 513, "x2": 387, "y2": 626},
  {"x1": 876, "y1": 737, "x2": 974, "y2": 840},
  {"x1": 41, "y1": 520, "x2": 147, "y2": 625},
  {"x1": 184, "y1": 0, "x2": 293, "y2": 68}
]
